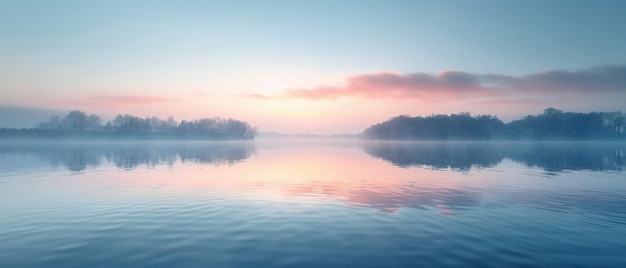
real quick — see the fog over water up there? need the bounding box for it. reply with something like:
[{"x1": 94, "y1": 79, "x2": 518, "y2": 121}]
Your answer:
[{"x1": 2, "y1": 140, "x2": 624, "y2": 172}]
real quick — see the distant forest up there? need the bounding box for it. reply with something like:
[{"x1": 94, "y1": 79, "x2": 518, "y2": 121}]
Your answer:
[
  {"x1": 0, "y1": 110, "x2": 257, "y2": 140},
  {"x1": 362, "y1": 108, "x2": 626, "y2": 140}
]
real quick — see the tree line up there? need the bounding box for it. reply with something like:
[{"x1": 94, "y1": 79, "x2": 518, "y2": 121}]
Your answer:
[
  {"x1": 0, "y1": 110, "x2": 257, "y2": 140},
  {"x1": 362, "y1": 108, "x2": 626, "y2": 140}
]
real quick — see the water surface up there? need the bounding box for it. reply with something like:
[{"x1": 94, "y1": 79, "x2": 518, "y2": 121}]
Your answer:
[{"x1": 1, "y1": 140, "x2": 625, "y2": 267}]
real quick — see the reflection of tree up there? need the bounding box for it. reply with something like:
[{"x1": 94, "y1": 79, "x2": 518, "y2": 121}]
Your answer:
[
  {"x1": 47, "y1": 147, "x2": 102, "y2": 172},
  {"x1": 0, "y1": 142, "x2": 256, "y2": 171},
  {"x1": 506, "y1": 142, "x2": 626, "y2": 172},
  {"x1": 361, "y1": 142, "x2": 505, "y2": 170},
  {"x1": 362, "y1": 142, "x2": 626, "y2": 172},
  {"x1": 104, "y1": 146, "x2": 180, "y2": 169},
  {"x1": 177, "y1": 143, "x2": 256, "y2": 165}
]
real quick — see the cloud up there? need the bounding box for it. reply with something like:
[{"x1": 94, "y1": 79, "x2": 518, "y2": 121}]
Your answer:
[
  {"x1": 242, "y1": 93, "x2": 270, "y2": 100},
  {"x1": 484, "y1": 65, "x2": 626, "y2": 94},
  {"x1": 247, "y1": 65, "x2": 626, "y2": 101},
  {"x1": 193, "y1": 91, "x2": 213, "y2": 97},
  {"x1": 284, "y1": 71, "x2": 503, "y2": 100},
  {"x1": 91, "y1": 95, "x2": 179, "y2": 104}
]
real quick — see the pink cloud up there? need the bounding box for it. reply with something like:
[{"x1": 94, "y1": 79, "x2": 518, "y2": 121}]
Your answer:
[
  {"x1": 246, "y1": 65, "x2": 626, "y2": 101},
  {"x1": 280, "y1": 71, "x2": 503, "y2": 101},
  {"x1": 193, "y1": 91, "x2": 213, "y2": 97},
  {"x1": 91, "y1": 95, "x2": 179, "y2": 104},
  {"x1": 242, "y1": 93, "x2": 270, "y2": 100}
]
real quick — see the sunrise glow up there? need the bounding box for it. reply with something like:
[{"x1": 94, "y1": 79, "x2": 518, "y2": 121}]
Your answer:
[{"x1": 1, "y1": 1, "x2": 625, "y2": 134}]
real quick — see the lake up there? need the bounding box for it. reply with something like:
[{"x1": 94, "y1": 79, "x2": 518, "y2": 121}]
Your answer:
[{"x1": 1, "y1": 140, "x2": 625, "y2": 267}]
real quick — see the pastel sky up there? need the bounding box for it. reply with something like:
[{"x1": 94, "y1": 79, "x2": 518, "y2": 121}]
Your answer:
[{"x1": 1, "y1": 0, "x2": 626, "y2": 133}]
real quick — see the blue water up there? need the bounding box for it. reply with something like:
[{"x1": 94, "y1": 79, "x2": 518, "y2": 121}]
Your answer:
[{"x1": 1, "y1": 141, "x2": 625, "y2": 267}]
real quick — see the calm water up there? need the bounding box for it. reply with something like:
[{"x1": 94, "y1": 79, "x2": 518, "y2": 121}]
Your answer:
[{"x1": 1, "y1": 140, "x2": 625, "y2": 267}]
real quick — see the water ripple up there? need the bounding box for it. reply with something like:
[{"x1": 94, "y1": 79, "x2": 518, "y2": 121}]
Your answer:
[{"x1": 1, "y1": 142, "x2": 626, "y2": 267}]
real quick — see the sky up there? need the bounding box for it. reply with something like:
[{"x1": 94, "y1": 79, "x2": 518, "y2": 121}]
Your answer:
[{"x1": 1, "y1": 0, "x2": 626, "y2": 133}]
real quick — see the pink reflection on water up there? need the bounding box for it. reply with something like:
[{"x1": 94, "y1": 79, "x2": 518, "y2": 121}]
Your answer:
[{"x1": 91, "y1": 143, "x2": 487, "y2": 214}]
